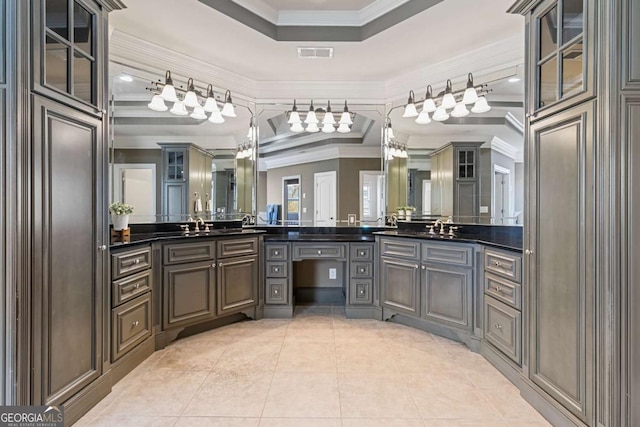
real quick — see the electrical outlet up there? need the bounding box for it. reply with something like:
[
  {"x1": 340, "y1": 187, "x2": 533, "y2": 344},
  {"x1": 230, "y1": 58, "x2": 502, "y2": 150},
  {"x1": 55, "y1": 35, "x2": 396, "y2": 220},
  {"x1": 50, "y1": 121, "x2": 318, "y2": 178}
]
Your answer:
[{"x1": 329, "y1": 268, "x2": 337, "y2": 279}]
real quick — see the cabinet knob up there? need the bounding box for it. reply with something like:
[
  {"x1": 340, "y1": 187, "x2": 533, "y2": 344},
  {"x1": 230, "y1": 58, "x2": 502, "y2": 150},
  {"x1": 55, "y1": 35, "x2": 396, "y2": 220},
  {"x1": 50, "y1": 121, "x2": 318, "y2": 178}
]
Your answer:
[
  {"x1": 274, "y1": 289, "x2": 279, "y2": 295},
  {"x1": 98, "y1": 245, "x2": 107, "y2": 251},
  {"x1": 317, "y1": 250, "x2": 322, "y2": 255},
  {"x1": 525, "y1": 249, "x2": 534, "y2": 255},
  {"x1": 211, "y1": 263, "x2": 216, "y2": 268},
  {"x1": 494, "y1": 261, "x2": 502, "y2": 267},
  {"x1": 135, "y1": 283, "x2": 140, "y2": 289},
  {"x1": 274, "y1": 251, "x2": 279, "y2": 255},
  {"x1": 274, "y1": 267, "x2": 279, "y2": 272},
  {"x1": 360, "y1": 268, "x2": 365, "y2": 273},
  {"x1": 360, "y1": 251, "x2": 365, "y2": 256},
  {"x1": 132, "y1": 321, "x2": 140, "y2": 327},
  {"x1": 421, "y1": 265, "x2": 426, "y2": 270},
  {"x1": 359, "y1": 289, "x2": 365, "y2": 296},
  {"x1": 414, "y1": 264, "x2": 419, "y2": 269},
  {"x1": 134, "y1": 259, "x2": 140, "y2": 265},
  {"x1": 494, "y1": 323, "x2": 502, "y2": 330},
  {"x1": 494, "y1": 286, "x2": 502, "y2": 292}
]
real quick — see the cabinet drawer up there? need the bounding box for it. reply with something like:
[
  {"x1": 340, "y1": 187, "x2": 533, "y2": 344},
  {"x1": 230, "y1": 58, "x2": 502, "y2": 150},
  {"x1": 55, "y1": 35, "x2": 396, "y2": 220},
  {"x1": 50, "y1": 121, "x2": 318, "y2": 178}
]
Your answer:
[
  {"x1": 112, "y1": 293, "x2": 152, "y2": 361},
  {"x1": 164, "y1": 241, "x2": 216, "y2": 265},
  {"x1": 350, "y1": 262, "x2": 372, "y2": 278},
  {"x1": 422, "y1": 243, "x2": 473, "y2": 267},
  {"x1": 112, "y1": 269, "x2": 152, "y2": 307},
  {"x1": 266, "y1": 244, "x2": 288, "y2": 261},
  {"x1": 484, "y1": 296, "x2": 521, "y2": 364},
  {"x1": 379, "y1": 238, "x2": 420, "y2": 259},
  {"x1": 266, "y1": 262, "x2": 288, "y2": 278},
  {"x1": 265, "y1": 278, "x2": 289, "y2": 305},
  {"x1": 349, "y1": 278, "x2": 373, "y2": 305},
  {"x1": 217, "y1": 237, "x2": 258, "y2": 258},
  {"x1": 292, "y1": 243, "x2": 346, "y2": 260},
  {"x1": 485, "y1": 249, "x2": 522, "y2": 283},
  {"x1": 111, "y1": 246, "x2": 152, "y2": 280},
  {"x1": 351, "y1": 244, "x2": 373, "y2": 261},
  {"x1": 485, "y1": 273, "x2": 521, "y2": 310}
]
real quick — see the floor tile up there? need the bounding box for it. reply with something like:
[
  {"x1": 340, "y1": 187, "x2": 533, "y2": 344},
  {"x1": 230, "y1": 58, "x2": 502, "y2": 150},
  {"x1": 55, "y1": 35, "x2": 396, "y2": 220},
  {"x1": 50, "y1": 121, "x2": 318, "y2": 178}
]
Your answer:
[
  {"x1": 184, "y1": 371, "x2": 272, "y2": 417},
  {"x1": 423, "y1": 419, "x2": 509, "y2": 427},
  {"x1": 335, "y1": 339, "x2": 398, "y2": 373},
  {"x1": 79, "y1": 415, "x2": 179, "y2": 426},
  {"x1": 154, "y1": 339, "x2": 229, "y2": 371},
  {"x1": 259, "y1": 418, "x2": 341, "y2": 427},
  {"x1": 342, "y1": 419, "x2": 426, "y2": 427},
  {"x1": 338, "y1": 372, "x2": 420, "y2": 419},
  {"x1": 214, "y1": 340, "x2": 282, "y2": 375},
  {"x1": 276, "y1": 341, "x2": 337, "y2": 372},
  {"x1": 262, "y1": 372, "x2": 341, "y2": 418},
  {"x1": 176, "y1": 417, "x2": 260, "y2": 426},
  {"x1": 410, "y1": 385, "x2": 504, "y2": 421}
]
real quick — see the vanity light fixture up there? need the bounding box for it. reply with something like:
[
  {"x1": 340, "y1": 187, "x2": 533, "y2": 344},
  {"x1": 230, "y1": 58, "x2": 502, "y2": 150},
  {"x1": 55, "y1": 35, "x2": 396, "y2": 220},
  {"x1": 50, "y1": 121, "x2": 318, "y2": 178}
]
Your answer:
[
  {"x1": 235, "y1": 143, "x2": 253, "y2": 160},
  {"x1": 148, "y1": 71, "x2": 237, "y2": 124},
  {"x1": 402, "y1": 90, "x2": 419, "y2": 118},
  {"x1": 403, "y1": 73, "x2": 491, "y2": 125},
  {"x1": 286, "y1": 100, "x2": 355, "y2": 133}
]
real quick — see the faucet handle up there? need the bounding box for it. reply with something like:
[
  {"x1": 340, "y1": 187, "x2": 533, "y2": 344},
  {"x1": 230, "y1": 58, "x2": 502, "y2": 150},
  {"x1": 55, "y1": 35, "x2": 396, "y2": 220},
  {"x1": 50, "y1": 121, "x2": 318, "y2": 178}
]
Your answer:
[
  {"x1": 179, "y1": 224, "x2": 190, "y2": 234},
  {"x1": 448, "y1": 226, "x2": 458, "y2": 237}
]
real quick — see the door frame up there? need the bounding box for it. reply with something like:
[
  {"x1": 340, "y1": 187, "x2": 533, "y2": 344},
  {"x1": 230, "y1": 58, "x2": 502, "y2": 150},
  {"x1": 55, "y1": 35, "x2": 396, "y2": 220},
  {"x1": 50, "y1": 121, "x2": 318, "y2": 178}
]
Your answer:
[
  {"x1": 493, "y1": 164, "x2": 511, "y2": 224},
  {"x1": 314, "y1": 171, "x2": 337, "y2": 226},
  {"x1": 359, "y1": 170, "x2": 384, "y2": 223},
  {"x1": 112, "y1": 163, "x2": 157, "y2": 220},
  {"x1": 282, "y1": 175, "x2": 301, "y2": 225}
]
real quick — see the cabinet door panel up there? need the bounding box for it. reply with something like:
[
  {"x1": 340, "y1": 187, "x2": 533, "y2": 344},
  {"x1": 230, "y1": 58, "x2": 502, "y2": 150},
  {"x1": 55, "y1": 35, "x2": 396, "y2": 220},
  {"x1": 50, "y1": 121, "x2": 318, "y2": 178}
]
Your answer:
[
  {"x1": 423, "y1": 265, "x2": 472, "y2": 330},
  {"x1": 163, "y1": 261, "x2": 216, "y2": 329},
  {"x1": 528, "y1": 101, "x2": 594, "y2": 422},
  {"x1": 381, "y1": 257, "x2": 420, "y2": 316},
  {"x1": 32, "y1": 97, "x2": 103, "y2": 404},
  {"x1": 217, "y1": 255, "x2": 258, "y2": 315}
]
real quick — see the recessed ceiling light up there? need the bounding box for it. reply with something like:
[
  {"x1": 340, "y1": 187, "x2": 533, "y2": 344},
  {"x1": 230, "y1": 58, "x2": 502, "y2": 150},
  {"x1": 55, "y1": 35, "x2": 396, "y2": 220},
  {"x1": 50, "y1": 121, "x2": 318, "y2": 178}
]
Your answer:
[
  {"x1": 508, "y1": 77, "x2": 521, "y2": 83},
  {"x1": 118, "y1": 74, "x2": 134, "y2": 82}
]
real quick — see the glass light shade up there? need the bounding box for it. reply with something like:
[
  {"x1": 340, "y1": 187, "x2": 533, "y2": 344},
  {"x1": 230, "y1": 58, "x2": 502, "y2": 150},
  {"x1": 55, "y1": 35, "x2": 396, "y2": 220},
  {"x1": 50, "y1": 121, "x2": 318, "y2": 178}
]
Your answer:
[
  {"x1": 148, "y1": 95, "x2": 168, "y2": 112},
  {"x1": 203, "y1": 97, "x2": 220, "y2": 113},
  {"x1": 471, "y1": 96, "x2": 491, "y2": 113},
  {"x1": 288, "y1": 111, "x2": 302, "y2": 124},
  {"x1": 398, "y1": 149, "x2": 409, "y2": 159},
  {"x1": 208, "y1": 111, "x2": 225, "y2": 124},
  {"x1": 322, "y1": 122, "x2": 336, "y2": 133},
  {"x1": 415, "y1": 111, "x2": 431, "y2": 125},
  {"x1": 337, "y1": 123, "x2": 350, "y2": 133},
  {"x1": 423, "y1": 98, "x2": 437, "y2": 113},
  {"x1": 183, "y1": 90, "x2": 200, "y2": 108},
  {"x1": 323, "y1": 112, "x2": 336, "y2": 125},
  {"x1": 432, "y1": 106, "x2": 450, "y2": 122},
  {"x1": 442, "y1": 93, "x2": 457, "y2": 110},
  {"x1": 290, "y1": 122, "x2": 305, "y2": 133},
  {"x1": 339, "y1": 112, "x2": 353, "y2": 125},
  {"x1": 221, "y1": 102, "x2": 236, "y2": 118},
  {"x1": 403, "y1": 102, "x2": 419, "y2": 118},
  {"x1": 462, "y1": 87, "x2": 478, "y2": 105},
  {"x1": 190, "y1": 106, "x2": 207, "y2": 120},
  {"x1": 160, "y1": 84, "x2": 178, "y2": 102},
  {"x1": 169, "y1": 101, "x2": 188, "y2": 116},
  {"x1": 246, "y1": 126, "x2": 254, "y2": 139},
  {"x1": 305, "y1": 110, "x2": 319, "y2": 124},
  {"x1": 306, "y1": 122, "x2": 320, "y2": 133},
  {"x1": 386, "y1": 126, "x2": 395, "y2": 140},
  {"x1": 450, "y1": 102, "x2": 470, "y2": 118}
]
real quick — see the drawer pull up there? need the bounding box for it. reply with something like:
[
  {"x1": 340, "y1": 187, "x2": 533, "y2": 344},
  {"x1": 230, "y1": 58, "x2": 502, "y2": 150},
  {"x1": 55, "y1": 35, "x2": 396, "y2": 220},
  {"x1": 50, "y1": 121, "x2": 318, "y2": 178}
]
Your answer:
[
  {"x1": 134, "y1": 259, "x2": 140, "y2": 265},
  {"x1": 274, "y1": 289, "x2": 279, "y2": 295},
  {"x1": 132, "y1": 321, "x2": 140, "y2": 327},
  {"x1": 415, "y1": 264, "x2": 419, "y2": 269},
  {"x1": 359, "y1": 268, "x2": 365, "y2": 273},
  {"x1": 317, "y1": 250, "x2": 322, "y2": 255},
  {"x1": 274, "y1": 251, "x2": 279, "y2": 255},
  {"x1": 360, "y1": 251, "x2": 365, "y2": 256},
  {"x1": 494, "y1": 286, "x2": 502, "y2": 293},
  {"x1": 421, "y1": 265, "x2": 426, "y2": 270},
  {"x1": 359, "y1": 289, "x2": 365, "y2": 296},
  {"x1": 211, "y1": 263, "x2": 216, "y2": 268},
  {"x1": 134, "y1": 283, "x2": 141, "y2": 289},
  {"x1": 494, "y1": 323, "x2": 503, "y2": 330},
  {"x1": 274, "y1": 267, "x2": 279, "y2": 272},
  {"x1": 494, "y1": 261, "x2": 502, "y2": 267}
]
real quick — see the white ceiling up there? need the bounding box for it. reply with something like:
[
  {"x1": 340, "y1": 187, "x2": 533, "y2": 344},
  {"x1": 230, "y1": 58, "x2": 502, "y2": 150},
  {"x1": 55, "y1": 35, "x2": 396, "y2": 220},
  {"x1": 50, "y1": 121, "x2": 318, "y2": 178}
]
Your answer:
[
  {"x1": 259, "y1": 0, "x2": 377, "y2": 11},
  {"x1": 109, "y1": 0, "x2": 523, "y2": 82}
]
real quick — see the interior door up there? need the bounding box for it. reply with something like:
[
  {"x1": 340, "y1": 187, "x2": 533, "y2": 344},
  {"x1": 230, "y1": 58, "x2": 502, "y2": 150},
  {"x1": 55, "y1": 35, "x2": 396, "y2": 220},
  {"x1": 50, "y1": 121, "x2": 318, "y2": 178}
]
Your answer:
[
  {"x1": 113, "y1": 164, "x2": 156, "y2": 223},
  {"x1": 360, "y1": 171, "x2": 383, "y2": 222},
  {"x1": 314, "y1": 171, "x2": 336, "y2": 226},
  {"x1": 422, "y1": 180, "x2": 431, "y2": 215},
  {"x1": 494, "y1": 172, "x2": 505, "y2": 224}
]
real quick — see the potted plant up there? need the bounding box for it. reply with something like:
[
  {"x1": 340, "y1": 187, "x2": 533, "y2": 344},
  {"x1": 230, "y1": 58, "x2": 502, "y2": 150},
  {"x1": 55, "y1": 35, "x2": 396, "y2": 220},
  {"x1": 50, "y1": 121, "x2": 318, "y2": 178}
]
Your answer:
[
  {"x1": 396, "y1": 206, "x2": 406, "y2": 220},
  {"x1": 405, "y1": 206, "x2": 416, "y2": 220},
  {"x1": 109, "y1": 202, "x2": 134, "y2": 231}
]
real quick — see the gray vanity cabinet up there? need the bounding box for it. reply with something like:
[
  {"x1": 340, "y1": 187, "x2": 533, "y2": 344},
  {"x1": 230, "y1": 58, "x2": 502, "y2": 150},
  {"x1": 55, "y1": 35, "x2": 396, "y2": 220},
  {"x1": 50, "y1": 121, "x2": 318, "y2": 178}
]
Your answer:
[
  {"x1": 264, "y1": 244, "x2": 292, "y2": 308},
  {"x1": 216, "y1": 238, "x2": 259, "y2": 316},
  {"x1": 348, "y1": 243, "x2": 375, "y2": 306},
  {"x1": 380, "y1": 239, "x2": 421, "y2": 317},
  {"x1": 163, "y1": 260, "x2": 217, "y2": 329},
  {"x1": 421, "y1": 242, "x2": 474, "y2": 331}
]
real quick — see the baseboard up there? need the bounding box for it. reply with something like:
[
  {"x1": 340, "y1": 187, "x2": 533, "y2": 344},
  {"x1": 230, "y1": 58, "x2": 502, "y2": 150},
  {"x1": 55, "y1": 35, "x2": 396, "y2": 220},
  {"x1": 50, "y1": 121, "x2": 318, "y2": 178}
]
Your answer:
[
  {"x1": 345, "y1": 306, "x2": 382, "y2": 320},
  {"x1": 62, "y1": 372, "x2": 112, "y2": 427},
  {"x1": 263, "y1": 305, "x2": 294, "y2": 318},
  {"x1": 110, "y1": 336, "x2": 155, "y2": 384},
  {"x1": 479, "y1": 340, "x2": 523, "y2": 386},
  {"x1": 519, "y1": 378, "x2": 587, "y2": 427},
  {"x1": 384, "y1": 310, "x2": 473, "y2": 347}
]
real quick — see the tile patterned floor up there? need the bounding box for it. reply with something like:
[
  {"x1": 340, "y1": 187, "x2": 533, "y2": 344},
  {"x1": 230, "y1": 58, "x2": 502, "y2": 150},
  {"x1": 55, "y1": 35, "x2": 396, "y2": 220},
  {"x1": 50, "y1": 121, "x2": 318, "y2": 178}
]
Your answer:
[{"x1": 76, "y1": 305, "x2": 552, "y2": 427}]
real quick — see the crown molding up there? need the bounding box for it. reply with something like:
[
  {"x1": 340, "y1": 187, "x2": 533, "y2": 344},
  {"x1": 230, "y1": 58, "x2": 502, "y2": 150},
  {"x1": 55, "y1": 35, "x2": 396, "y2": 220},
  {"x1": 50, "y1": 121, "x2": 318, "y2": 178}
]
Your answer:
[
  {"x1": 114, "y1": 135, "x2": 240, "y2": 149},
  {"x1": 109, "y1": 30, "x2": 258, "y2": 103},
  {"x1": 359, "y1": 0, "x2": 410, "y2": 24},
  {"x1": 483, "y1": 136, "x2": 519, "y2": 160},
  {"x1": 232, "y1": 0, "x2": 279, "y2": 23},
  {"x1": 261, "y1": 144, "x2": 381, "y2": 170},
  {"x1": 384, "y1": 34, "x2": 525, "y2": 102}
]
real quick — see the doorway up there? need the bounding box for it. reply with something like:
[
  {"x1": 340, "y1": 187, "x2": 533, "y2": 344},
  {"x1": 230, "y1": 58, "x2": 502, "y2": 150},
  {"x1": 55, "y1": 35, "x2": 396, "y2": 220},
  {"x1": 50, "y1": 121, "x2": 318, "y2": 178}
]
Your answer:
[
  {"x1": 282, "y1": 176, "x2": 300, "y2": 225},
  {"x1": 314, "y1": 171, "x2": 337, "y2": 226},
  {"x1": 359, "y1": 171, "x2": 384, "y2": 223},
  {"x1": 422, "y1": 180, "x2": 432, "y2": 215},
  {"x1": 493, "y1": 166, "x2": 511, "y2": 224},
  {"x1": 113, "y1": 163, "x2": 156, "y2": 223}
]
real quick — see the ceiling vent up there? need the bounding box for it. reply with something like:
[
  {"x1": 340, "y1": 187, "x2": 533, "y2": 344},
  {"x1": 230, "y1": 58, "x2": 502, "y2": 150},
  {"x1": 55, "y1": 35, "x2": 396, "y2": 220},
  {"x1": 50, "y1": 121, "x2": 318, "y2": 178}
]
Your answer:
[{"x1": 297, "y1": 47, "x2": 334, "y2": 59}]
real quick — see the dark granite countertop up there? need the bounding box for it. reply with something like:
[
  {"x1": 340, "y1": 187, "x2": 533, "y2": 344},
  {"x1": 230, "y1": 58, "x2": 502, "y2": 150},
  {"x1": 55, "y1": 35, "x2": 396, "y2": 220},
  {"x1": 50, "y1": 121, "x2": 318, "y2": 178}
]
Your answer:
[
  {"x1": 263, "y1": 233, "x2": 375, "y2": 242},
  {"x1": 110, "y1": 229, "x2": 265, "y2": 250},
  {"x1": 374, "y1": 230, "x2": 522, "y2": 252}
]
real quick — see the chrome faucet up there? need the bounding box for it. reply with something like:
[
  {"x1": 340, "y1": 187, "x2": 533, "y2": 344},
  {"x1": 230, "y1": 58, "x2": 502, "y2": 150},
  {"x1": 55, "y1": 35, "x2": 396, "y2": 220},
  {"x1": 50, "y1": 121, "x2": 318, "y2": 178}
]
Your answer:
[
  {"x1": 195, "y1": 217, "x2": 205, "y2": 232},
  {"x1": 434, "y1": 219, "x2": 446, "y2": 235}
]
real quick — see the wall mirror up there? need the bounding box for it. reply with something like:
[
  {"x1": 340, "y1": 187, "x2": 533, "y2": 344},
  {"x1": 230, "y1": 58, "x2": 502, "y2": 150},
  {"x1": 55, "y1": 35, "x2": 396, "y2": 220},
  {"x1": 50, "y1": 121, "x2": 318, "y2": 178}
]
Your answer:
[
  {"x1": 108, "y1": 65, "x2": 257, "y2": 223},
  {"x1": 256, "y1": 102, "x2": 385, "y2": 227},
  {"x1": 383, "y1": 69, "x2": 526, "y2": 225}
]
